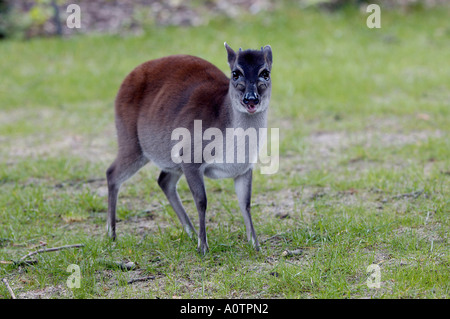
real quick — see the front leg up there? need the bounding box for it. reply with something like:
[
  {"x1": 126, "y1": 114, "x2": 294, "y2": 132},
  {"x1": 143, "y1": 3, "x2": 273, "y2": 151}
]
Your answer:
[
  {"x1": 234, "y1": 168, "x2": 259, "y2": 251},
  {"x1": 183, "y1": 165, "x2": 209, "y2": 255}
]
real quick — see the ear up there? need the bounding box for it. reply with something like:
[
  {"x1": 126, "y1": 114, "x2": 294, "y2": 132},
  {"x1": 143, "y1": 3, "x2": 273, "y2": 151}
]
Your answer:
[
  {"x1": 262, "y1": 45, "x2": 273, "y2": 70},
  {"x1": 224, "y1": 42, "x2": 237, "y2": 69}
]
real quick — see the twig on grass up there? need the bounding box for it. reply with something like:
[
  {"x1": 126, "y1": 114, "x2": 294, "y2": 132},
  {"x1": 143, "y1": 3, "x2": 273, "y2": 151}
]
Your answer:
[
  {"x1": 260, "y1": 230, "x2": 292, "y2": 243},
  {"x1": 98, "y1": 259, "x2": 136, "y2": 271},
  {"x1": 424, "y1": 210, "x2": 436, "y2": 225},
  {"x1": 127, "y1": 276, "x2": 155, "y2": 284},
  {"x1": 391, "y1": 190, "x2": 424, "y2": 200},
  {"x1": 19, "y1": 244, "x2": 84, "y2": 261},
  {"x1": 1, "y1": 260, "x2": 39, "y2": 266},
  {"x1": 380, "y1": 190, "x2": 425, "y2": 203},
  {"x1": 15, "y1": 260, "x2": 39, "y2": 266},
  {"x1": 281, "y1": 248, "x2": 304, "y2": 257},
  {"x1": 1, "y1": 278, "x2": 16, "y2": 299}
]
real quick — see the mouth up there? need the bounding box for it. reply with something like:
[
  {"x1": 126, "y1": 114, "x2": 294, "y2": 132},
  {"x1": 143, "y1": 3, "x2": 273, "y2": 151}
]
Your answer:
[{"x1": 242, "y1": 102, "x2": 257, "y2": 114}]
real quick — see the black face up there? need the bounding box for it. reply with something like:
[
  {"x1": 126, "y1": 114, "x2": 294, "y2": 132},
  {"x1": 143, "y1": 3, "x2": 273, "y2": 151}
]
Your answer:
[{"x1": 229, "y1": 49, "x2": 272, "y2": 114}]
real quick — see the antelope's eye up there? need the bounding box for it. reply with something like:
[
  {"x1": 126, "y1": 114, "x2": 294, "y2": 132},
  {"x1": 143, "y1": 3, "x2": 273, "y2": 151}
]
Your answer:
[
  {"x1": 232, "y1": 70, "x2": 242, "y2": 81},
  {"x1": 260, "y1": 70, "x2": 270, "y2": 81}
]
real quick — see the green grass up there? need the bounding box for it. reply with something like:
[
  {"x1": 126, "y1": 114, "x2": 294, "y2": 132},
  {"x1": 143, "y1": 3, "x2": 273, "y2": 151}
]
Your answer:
[{"x1": 0, "y1": 4, "x2": 449, "y2": 299}]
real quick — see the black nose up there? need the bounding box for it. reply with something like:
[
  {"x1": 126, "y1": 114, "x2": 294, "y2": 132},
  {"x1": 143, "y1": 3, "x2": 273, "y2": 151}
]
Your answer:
[{"x1": 243, "y1": 93, "x2": 259, "y2": 105}]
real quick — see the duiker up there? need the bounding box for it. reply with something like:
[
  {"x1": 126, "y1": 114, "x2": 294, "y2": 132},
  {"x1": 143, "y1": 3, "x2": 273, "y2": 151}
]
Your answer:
[{"x1": 106, "y1": 43, "x2": 273, "y2": 254}]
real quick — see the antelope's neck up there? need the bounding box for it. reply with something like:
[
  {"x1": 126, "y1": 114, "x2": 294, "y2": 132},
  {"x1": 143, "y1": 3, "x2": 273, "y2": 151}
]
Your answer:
[
  {"x1": 226, "y1": 100, "x2": 268, "y2": 131},
  {"x1": 235, "y1": 109, "x2": 267, "y2": 132}
]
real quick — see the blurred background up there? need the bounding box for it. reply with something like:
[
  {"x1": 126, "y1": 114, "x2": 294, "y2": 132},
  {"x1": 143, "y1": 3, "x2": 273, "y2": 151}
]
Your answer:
[
  {"x1": 1, "y1": 0, "x2": 448, "y2": 159},
  {"x1": 0, "y1": 0, "x2": 448, "y2": 39}
]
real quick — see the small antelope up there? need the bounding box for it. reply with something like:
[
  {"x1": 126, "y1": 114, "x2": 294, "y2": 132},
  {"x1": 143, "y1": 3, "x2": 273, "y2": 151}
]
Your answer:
[{"x1": 106, "y1": 43, "x2": 273, "y2": 254}]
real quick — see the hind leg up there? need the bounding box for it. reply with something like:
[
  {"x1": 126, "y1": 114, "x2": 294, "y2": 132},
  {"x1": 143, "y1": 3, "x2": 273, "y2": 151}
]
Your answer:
[
  {"x1": 106, "y1": 146, "x2": 149, "y2": 240},
  {"x1": 158, "y1": 170, "x2": 197, "y2": 239},
  {"x1": 183, "y1": 165, "x2": 208, "y2": 254}
]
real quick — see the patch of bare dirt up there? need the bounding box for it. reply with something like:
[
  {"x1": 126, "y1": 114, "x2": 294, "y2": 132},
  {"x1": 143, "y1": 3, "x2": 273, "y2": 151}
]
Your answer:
[
  {"x1": 280, "y1": 117, "x2": 444, "y2": 181},
  {"x1": 17, "y1": 284, "x2": 72, "y2": 299},
  {"x1": 306, "y1": 128, "x2": 443, "y2": 158},
  {"x1": 393, "y1": 225, "x2": 447, "y2": 244},
  {"x1": 2, "y1": 129, "x2": 116, "y2": 165}
]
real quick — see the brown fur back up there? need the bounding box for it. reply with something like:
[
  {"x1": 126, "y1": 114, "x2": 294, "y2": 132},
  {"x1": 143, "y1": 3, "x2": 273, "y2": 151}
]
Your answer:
[{"x1": 115, "y1": 55, "x2": 230, "y2": 140}]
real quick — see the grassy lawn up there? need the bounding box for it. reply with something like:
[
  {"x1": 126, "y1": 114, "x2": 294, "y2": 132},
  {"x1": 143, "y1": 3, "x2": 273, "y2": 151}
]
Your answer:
[{"x1": 0, "y1": 4, "x2": 449, "y2": 299}]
